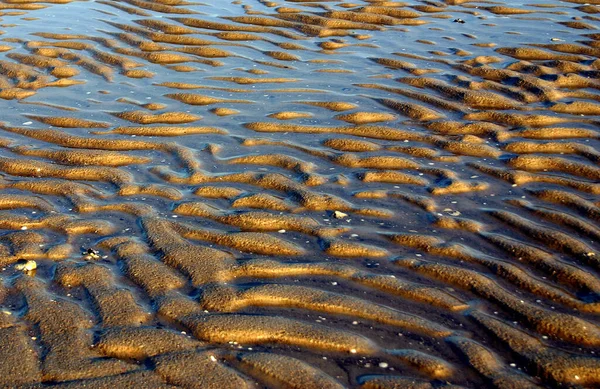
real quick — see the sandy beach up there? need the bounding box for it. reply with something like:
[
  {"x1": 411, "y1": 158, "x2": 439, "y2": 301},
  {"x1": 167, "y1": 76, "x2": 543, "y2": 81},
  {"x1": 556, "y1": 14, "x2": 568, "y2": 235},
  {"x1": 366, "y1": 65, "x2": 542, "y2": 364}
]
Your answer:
[{"x1": 0, "y1": 0, "x2": 598, "y2": 387}]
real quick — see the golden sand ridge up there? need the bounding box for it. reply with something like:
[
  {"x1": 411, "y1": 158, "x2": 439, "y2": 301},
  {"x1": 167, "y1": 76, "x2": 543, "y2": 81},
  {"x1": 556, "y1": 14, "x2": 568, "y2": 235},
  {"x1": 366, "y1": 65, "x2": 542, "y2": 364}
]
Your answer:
[{"x1": 0, "y1": 0, "x2": 598, "y2": 387}]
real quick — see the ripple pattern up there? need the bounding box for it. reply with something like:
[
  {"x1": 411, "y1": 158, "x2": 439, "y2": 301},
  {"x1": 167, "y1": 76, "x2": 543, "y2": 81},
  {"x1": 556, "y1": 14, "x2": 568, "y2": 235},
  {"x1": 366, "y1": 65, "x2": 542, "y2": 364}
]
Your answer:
[{"x1": 0, "y1": 0, "x2": 599, "y2": 387}]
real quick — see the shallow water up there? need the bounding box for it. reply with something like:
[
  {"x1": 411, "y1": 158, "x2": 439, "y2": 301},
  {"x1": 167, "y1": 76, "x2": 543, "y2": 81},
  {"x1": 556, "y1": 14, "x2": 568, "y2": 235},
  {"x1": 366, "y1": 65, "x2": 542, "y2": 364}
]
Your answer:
[{"x1": 0, "y1": 0, "x2": 599, "y2": 387}]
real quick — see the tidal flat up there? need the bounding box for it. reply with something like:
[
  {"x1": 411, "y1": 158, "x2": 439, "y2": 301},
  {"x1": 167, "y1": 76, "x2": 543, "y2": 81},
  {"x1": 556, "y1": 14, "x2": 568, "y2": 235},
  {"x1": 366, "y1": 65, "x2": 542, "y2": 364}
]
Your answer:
[{"x1": 0, "y1": 0, "x2": 599, "y2": 387}]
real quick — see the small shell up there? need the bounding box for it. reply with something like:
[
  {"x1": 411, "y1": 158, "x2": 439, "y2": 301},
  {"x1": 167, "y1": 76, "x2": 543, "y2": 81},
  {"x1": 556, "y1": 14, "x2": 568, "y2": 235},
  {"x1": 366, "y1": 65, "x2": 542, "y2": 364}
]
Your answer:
[{"x1": 333, "y1": 211, "x2": 348, "y2": 219}]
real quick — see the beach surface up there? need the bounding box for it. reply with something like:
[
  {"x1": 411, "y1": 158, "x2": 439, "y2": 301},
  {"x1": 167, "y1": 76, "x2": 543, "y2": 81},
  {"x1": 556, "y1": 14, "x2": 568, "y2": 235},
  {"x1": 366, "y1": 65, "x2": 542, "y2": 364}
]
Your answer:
[{"x1": 0, "y1": 0, "x2": 599, "y2": 387}]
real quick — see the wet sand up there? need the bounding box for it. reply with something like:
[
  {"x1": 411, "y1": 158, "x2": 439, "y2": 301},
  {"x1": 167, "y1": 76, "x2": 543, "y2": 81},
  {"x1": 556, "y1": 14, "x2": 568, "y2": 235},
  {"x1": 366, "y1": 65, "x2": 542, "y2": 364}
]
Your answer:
[{"x1": 0, "y1": 0, "x2": 599, "y2": 387}]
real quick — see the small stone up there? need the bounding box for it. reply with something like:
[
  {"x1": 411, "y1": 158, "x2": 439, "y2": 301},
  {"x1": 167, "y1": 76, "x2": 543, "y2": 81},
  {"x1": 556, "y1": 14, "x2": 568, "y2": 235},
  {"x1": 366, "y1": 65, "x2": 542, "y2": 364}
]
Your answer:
[
  {"x1": 453, "y1": 18, "x2": 465, "y2": 23},
  {"x1": 379, "y1": 362, "x2": 389, "y2": 368},
  {"x1": 15, "y1": 260, "x2": 37, "y2": 272}
]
